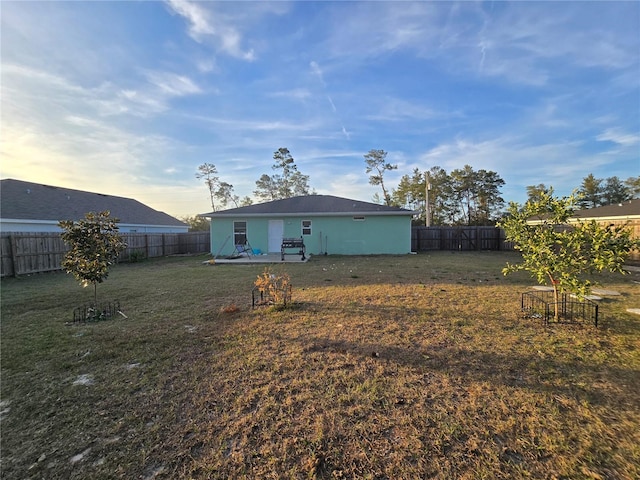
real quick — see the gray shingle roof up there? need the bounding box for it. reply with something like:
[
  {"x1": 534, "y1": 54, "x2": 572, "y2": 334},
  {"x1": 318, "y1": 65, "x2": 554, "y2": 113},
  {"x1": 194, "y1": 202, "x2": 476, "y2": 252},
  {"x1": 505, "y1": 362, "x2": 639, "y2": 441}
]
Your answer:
[
  {"x1": 201, "y1": 195, "x2": 415, "y2": 218},
  {"x1": 1, "y1": 179, "x2": 186, "y2": 227},
  {"x1": 573, "y1": 199, "x2": 640, "y2": 219}
]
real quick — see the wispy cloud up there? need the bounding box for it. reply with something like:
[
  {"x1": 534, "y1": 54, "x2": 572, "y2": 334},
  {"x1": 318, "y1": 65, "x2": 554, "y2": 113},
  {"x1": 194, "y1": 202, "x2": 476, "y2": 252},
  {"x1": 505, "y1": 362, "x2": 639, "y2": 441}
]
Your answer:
[
  {"x1": 418, "y1": 135, "x2": 632, "y2": 200},
  {"x1": 321, "y1": 2, "x2": 638, "y2": 87},
  {"x1": 268, "y1": 88, "x2": 312, "y2": 101},
  {"x1": 308, "y1": 60, "x2": 351, "y2": 141},
  {"x1": 144, "y1": 70, "x2": 202, "y2": 96},
  {"x1": 166, "y1": 0, "x2": 255, "y2": 61},
  {"x1": 364, "y1": 97, "x2": 448, "y2": 123},
  {"x1": 596, "y1": 128, "x2": 640, "y2": 147}
]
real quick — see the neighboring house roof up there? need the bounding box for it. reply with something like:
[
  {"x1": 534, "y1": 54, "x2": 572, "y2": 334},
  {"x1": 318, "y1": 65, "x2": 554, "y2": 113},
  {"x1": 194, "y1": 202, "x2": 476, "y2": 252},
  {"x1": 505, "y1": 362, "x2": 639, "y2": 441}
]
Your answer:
[
  {"x1": 0, "y1": 179, "x2": 186, "y2": 227},
  {"x1": 572, "y1": 199, "x2": 640, "y2": 221},
  {"x1": 201, "y1": 195, "x2": 416, "y2": 218}
]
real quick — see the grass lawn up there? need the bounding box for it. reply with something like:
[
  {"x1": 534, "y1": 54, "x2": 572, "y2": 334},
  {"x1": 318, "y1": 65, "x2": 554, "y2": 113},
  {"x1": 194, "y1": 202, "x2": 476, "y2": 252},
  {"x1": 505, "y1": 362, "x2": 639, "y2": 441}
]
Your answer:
[{"x1": 1, "y1": 251, "x2": 639, "y2": 479}]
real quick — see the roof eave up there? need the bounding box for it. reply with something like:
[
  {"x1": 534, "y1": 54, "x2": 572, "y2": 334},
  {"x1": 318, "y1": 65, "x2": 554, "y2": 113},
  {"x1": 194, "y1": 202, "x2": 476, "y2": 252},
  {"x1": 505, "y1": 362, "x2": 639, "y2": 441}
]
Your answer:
[{"x1": 201, "y1": 210, "x2": 416, "y2": 218}]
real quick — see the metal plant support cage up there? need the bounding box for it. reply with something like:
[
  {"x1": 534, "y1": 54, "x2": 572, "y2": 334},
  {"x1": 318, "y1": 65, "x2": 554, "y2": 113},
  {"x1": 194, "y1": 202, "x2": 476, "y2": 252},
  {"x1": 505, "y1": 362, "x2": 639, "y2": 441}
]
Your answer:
[
  {"x1": 252, "y1": 284, "x2": 292, "y2": 309},
  {"x1": 73, "y1": 301, "x2": 125, "y2": 323},
  {"x1": 521, "y1": 290, "x2": 599, "y2": 326}
]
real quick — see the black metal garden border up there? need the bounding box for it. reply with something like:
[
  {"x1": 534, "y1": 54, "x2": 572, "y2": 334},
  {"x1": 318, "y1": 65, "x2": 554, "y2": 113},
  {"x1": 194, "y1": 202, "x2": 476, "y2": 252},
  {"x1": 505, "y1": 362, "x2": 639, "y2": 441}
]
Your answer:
[{"x1": 521, "y1": 290, "x2": 599, "y2": 327}]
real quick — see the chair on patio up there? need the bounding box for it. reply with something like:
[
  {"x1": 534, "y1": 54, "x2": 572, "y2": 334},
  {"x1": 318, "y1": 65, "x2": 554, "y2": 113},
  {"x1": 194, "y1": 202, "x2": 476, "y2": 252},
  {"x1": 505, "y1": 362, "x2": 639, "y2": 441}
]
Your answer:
[{"x1": 233, "y1": 235, "x2": 253, "y2": 257}]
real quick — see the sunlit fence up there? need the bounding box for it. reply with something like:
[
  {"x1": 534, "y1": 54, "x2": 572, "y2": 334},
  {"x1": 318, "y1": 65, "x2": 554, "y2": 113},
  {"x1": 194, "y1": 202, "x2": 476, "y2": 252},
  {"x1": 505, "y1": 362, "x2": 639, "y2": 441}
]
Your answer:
[{"x1": 0, "y1": 232, "x2": 210, "y2": 277}]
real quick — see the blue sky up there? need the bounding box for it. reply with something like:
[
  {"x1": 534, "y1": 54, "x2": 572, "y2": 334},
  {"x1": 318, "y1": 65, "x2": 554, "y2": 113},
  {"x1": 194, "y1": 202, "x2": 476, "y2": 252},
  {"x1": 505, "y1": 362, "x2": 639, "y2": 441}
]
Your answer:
[{"x1": 2, "y1": 1, "x2": 638, "y2": 218}]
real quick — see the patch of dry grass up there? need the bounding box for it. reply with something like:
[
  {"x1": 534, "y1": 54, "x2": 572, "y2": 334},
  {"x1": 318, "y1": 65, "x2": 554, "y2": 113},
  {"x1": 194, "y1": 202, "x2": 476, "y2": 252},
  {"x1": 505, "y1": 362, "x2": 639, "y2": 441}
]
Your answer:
[{"x1": 1, "y1": 252, "x2": 639, "y2": 479}]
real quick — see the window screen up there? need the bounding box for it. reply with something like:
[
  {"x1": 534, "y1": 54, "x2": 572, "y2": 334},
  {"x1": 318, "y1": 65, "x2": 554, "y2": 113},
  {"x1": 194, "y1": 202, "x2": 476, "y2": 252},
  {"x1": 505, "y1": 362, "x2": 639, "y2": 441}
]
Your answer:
[
  {"x1": 302, "y1": 220, "x2": 312, "y2": 236},
  {"x1": 234, "y1": 221, "x2": 247, "y2": 245}
]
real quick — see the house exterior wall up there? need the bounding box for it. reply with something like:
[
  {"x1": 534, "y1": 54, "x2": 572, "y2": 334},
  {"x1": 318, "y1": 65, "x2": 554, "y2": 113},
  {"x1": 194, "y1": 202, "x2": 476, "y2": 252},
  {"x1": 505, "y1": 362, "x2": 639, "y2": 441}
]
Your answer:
[{"x1": 210, "y1": 214, "x2": 413, "y2": 257}]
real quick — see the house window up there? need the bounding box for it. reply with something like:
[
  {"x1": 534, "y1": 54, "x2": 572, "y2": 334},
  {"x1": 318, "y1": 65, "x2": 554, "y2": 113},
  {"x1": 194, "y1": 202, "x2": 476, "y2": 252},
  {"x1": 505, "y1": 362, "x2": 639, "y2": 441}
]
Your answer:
[
  {"x1": 301, "y1": 220, "x2": 312, "y2": 236},
  {"x1": 353, "y1": 216, "x2": 365, "y2": 221},
  {"x1": 234, "y1": 221, "x2": 247, "y2": 245}
]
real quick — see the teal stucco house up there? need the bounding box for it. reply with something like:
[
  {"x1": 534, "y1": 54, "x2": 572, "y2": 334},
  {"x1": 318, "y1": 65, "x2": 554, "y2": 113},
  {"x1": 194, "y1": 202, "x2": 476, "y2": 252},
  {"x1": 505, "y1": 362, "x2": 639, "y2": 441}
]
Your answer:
[{"x1": 201, "y1": 195, "x2": 416, "y2": 257}]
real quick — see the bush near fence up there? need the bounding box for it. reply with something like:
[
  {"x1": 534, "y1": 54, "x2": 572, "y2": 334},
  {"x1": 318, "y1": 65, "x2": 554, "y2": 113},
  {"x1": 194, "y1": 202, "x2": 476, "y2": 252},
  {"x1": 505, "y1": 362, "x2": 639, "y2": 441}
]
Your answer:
[{"x1": 0, "y1": 232, "x2": 210, "y2": 277}]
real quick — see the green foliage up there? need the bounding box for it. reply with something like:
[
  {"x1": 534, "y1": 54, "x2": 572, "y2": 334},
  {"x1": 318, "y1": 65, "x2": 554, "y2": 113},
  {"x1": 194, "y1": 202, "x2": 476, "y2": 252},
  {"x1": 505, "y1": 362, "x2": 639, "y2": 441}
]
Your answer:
[
  {"x1": 58, "y1": 211, "x2": 127, "y2": 304},
  {"x1": 499, "y1": 190, "x2": 638, "y2": 318},
  {"x1": 575, "y1": 174, "x2": 636, "y2": 208},
  {"x1": 625, "y1": 176, "x2": 640, "y2": 198},
  {"x1": 180, "y1": 215, "x2": 210, "y2": 232},
  {"x1": 577, "y1": 173, "x2": 603, "y2": 208},
  {"x1": 447, "y1": 165, "x2": 505, "y2": 226},
  {"x1": 254, "y1": 148, "x2": 311, "y2": 201},
  {"x1": 390, "y1": 164, "x2": 505, "y2": 226},
  {"x1": 128, "y1": 250, "x2": 147, "y2": 263}
]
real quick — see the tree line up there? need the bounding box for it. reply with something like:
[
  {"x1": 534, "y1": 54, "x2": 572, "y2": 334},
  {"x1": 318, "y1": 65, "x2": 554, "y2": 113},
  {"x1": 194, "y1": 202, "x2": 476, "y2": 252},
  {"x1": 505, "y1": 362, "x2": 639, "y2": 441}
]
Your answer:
[
  {"x1": 364, "y1": 149, "x2": 638, "y2": 226},
  {"x1": 185, "y1": 147, "x2": 639, "y2": 230}
]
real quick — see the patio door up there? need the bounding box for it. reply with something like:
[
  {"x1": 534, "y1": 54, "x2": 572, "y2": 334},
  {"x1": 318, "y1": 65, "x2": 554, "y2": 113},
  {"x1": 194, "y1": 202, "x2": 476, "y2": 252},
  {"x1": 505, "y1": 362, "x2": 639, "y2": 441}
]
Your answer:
[{"x1": 268, "y1": 220, "x2": 284, "y2": 253}]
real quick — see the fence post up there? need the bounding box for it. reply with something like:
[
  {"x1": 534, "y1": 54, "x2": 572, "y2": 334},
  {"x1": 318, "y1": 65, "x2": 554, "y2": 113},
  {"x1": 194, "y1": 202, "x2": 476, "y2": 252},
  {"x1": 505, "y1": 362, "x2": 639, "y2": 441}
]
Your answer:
[{"x1": 9, "y1": 234, "x2": 18, "y2": 277}]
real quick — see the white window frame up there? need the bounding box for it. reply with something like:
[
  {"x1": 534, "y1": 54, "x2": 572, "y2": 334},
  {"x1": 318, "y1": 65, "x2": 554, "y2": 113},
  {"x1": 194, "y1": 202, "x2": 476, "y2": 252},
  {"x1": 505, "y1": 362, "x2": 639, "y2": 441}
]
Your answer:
[{"x1": 301, "y1": 220, "x2": 312, "y2": 236}]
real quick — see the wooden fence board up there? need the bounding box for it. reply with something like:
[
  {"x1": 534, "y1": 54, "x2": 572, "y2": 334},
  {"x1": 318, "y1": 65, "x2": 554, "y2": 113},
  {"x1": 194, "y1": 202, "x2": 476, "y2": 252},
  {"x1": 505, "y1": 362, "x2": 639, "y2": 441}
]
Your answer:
[
  {"x1": 412, "y1": 226, "x2": 513, "y2": 252},
  {"x1": 1, "y1": 231, "x2": 211, "y2": 277}
]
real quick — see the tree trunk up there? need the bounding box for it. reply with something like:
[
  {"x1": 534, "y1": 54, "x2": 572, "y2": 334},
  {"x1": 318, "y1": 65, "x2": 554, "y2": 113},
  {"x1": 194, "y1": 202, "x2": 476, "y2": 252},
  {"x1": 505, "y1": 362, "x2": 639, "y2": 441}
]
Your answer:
[{"x1": 548, "y1": 273, "x2": 559, "y2": 320}]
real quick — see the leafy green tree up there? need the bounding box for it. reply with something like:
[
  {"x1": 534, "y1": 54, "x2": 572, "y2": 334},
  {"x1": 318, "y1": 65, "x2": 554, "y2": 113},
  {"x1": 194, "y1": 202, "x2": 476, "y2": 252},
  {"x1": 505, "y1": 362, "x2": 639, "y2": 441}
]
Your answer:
[
  {"x1": 499, "y1": 190, "x2": 638, "y2": 320},
  {"x1": 577, "y1": 173, "x2": 603, "y2": 208},
  {"x1": 364, "y1": 149, "x2": 397, "y2": 206},
  {"x1": 59, "y1": 211, "x2": 127, "y2": 307},
  {"x1": 602, "y1": 176, "x2": 631, "y2": 205},
  {"x1": 254, "y1": 148, "x2": 311, "y2": 201}
]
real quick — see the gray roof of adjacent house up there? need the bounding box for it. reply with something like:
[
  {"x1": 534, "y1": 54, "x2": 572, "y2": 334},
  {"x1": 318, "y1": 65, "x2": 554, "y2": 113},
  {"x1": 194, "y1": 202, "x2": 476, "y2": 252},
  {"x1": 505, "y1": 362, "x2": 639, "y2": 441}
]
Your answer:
[
  {"x1": 573, "y1": 199, "x2": 640, "y2": 219},
  {"x1": 201, "y1": 195, "x2": 416, "y2": 218},
  {"x1": 1, "y1": 179, "x2": 186, "y2": 227}
]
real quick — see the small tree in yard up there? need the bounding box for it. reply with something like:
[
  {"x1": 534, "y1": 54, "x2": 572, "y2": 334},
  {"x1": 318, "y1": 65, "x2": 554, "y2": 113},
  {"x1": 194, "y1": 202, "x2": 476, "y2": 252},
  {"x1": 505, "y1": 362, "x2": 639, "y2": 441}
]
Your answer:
[
  {"x1": 59, "y1": 211, "x2": 127, "y2": 307},
  {"x1": 499, "y1": 191, "x2": 638, "y2": 321}
]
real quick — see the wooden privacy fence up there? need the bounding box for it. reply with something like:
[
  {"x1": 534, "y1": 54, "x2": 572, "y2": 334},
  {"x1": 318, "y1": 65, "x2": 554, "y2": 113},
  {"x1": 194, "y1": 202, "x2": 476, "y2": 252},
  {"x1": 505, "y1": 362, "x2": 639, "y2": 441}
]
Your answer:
[
  {"x1": 0, "y1": 231, "x2": 210, "y2": 278},
  {"x1": 412, "y1": 226, "x2": 514, "y2": 252}
]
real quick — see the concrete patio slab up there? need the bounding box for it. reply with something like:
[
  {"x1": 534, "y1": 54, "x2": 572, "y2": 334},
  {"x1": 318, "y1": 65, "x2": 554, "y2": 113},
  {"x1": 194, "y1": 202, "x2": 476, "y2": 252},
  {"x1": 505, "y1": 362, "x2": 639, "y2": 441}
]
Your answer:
[
  {"x1": 530, "y1": 286, "x2": 554, "y2": 291},
  {"x1": 591, "y1": 288, "x2": 621, "y2": 296},
  {"x1": 205, "y1": 253, "x2": 310, "y2": 265}
]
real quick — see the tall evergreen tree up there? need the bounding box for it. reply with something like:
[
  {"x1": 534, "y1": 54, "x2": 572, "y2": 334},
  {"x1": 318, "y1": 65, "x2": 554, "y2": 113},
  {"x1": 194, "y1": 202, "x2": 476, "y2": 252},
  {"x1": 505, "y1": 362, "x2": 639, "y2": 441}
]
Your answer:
[
  {"x1": 577, "y1": 174, "x2": 603, "y2": 208},
  {"x1": 602, "y1": 176, "x2": 631, "y2": 205}
]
